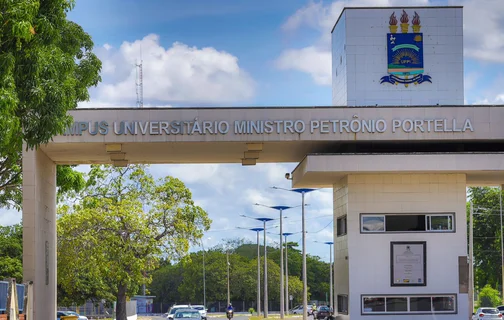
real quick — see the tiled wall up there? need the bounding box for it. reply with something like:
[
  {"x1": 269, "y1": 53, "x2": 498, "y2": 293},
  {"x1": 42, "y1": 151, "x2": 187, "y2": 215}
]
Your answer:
[
  {"x1": 332, "y1": 7, "x2": 464, "y2": 106},
  {"x1": 332, "y1": 11, "x2": 348, "y2": 106},
  {"x1": 333, "y1": 173, "x2": 468, "y2": 319}
]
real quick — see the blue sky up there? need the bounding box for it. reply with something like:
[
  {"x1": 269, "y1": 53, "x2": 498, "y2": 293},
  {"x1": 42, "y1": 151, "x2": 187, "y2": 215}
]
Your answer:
[{"x1": 2, "y1": 0, "x2": 504, "y2": 263}]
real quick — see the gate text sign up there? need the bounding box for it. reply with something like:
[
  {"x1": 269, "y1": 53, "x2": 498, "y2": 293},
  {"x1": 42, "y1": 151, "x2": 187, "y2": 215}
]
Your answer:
[{"x1": 62, "y1": 118, "x2": 474, "y2": 136}]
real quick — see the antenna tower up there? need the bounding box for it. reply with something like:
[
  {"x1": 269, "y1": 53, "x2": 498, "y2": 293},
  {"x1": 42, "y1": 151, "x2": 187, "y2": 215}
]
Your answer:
[{"x1": 135, "y1": 60, "x2": 144, "y2": 108}]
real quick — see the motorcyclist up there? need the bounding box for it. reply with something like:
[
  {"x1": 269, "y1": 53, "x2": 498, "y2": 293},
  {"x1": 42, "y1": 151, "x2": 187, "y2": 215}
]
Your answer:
[{"x1": 226, "y1": 304, "x2": 234, "y2": 319}]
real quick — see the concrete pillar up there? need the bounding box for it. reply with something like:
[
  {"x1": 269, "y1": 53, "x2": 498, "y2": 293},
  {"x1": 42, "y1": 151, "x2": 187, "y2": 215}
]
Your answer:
[
  {"x1": 333, "y1": 173, "x2": 468, "y2": 320},
  {"x1": 22, "y1": 147, "x2": 57, "y2": 320}
]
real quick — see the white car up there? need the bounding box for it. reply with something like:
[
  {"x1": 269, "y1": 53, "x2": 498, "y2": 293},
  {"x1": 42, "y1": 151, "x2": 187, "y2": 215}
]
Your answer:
[
  {"x1": 191, "y1": 305, "x2": 207, "y2": 319},
  {"x1": 290, "y1": 305, "x2": 312, "y2": 314},
  {"x1": 166, "y1": 305, "x2": 190, "y2": 319},
  {"x1": 473, "y1": 308, "x2": 502, "y2": 320}
]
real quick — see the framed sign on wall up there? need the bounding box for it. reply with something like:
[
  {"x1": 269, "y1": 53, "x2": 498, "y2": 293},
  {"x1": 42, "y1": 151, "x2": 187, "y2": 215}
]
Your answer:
[{"x1": 391, "y1": 241, "x2": 427, "y2": 286}]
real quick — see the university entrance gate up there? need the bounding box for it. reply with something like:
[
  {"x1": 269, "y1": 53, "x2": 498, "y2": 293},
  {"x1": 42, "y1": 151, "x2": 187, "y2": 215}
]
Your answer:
[{"x1": 23, "y1": 105, "x2": 504, "y2": 320}]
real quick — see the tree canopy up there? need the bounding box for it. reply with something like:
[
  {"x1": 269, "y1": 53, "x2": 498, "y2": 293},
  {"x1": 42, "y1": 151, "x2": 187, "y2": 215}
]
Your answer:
[
  {"x1": 150, "y1": 241, "x2": 328, "y2": 311},
  {"x1": 468, "y1": 187, "x2": 504, "y2": 292},
  {"x1": 57, "y1": 165, "x2": 211, "y2": 320},
  {"x1": 0, "y1": 0, "x2": 101, "y2": 209},
  {"x1": 0, "y1": 223, "x2": 23, "y2": 282}
]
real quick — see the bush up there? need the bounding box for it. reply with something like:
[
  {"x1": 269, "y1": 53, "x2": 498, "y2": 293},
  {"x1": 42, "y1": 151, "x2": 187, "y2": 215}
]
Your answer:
[
  {"x1": 248, "y1": 307, "x2": 255, "y2": 315},
  {"x1": 478, "y1": 285, "x2": 501, "y2": 307}
]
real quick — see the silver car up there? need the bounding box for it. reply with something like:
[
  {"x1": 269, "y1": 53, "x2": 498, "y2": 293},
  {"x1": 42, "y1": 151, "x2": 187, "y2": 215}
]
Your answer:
[
  {"x1": 174, "y1": 309, "x2": 202, "y2": 320},
  {"x1": 473, "y1": 308, "x2": 502, "y2": 320}
]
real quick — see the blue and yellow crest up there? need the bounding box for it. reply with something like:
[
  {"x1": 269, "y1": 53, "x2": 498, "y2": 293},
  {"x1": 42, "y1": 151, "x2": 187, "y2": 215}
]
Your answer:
[{"x1": 380, "y1": 10, "x2": 432, "y2": 87}]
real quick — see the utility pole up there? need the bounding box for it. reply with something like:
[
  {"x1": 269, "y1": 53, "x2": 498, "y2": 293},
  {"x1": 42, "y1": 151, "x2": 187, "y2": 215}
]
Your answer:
[{"x1": 469, "y1": 202, "x2": 474, "y2": 317}]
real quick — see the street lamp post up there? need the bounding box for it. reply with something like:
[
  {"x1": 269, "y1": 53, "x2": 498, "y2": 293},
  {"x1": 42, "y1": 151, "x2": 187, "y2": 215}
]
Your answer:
[
  {"x1": 241, "y1": 215, "x2": 274, "y2": 318},
  {"x1": 272, "y1": 187, "x2": 317, "y2": 320},
  {"x1": 240, "y1": 227, "x2": 264, "y2": 316},
  {"x1": 283, "y1": 232, "x2": 294, "y2": 314},
  {"x1": 255, "y1": 204, "x2": 300, "y2": 319},
  {"x1": 227, "y1": 249, "x2": 230, "y2": 306},
  {"x1": 324, "y1": 242, "x2": 334, "y2": 310}
]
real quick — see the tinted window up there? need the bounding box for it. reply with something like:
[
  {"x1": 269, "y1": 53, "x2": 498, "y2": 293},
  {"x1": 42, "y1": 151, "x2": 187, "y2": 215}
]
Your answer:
[
  {"x1": 410, "y1": 297, "x2": 431, "y2": 312},
  {"x1": 386, "y1": 215, "x2": 425, "y2": 231},
  {"x1": 337, "y1": 216, "x2": 347, "y2": 236},
  {"x1": 482, "y1": 309, "x2": 499, "y2": 314},
  {"x1": 432, "y1": 297, "x2": 455, "y2": 311},
  {"x1": 363, "y1": 297, "x2": 385, "y2": 312},
  {"x1": 386, "y1": 297, "x2": 407, "y2": 312}
]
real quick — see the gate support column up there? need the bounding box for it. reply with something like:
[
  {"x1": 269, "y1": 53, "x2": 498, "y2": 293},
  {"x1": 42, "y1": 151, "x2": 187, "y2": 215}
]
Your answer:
[{"x1": 22, "y1": 147, "x2": 57, "y2": 320}]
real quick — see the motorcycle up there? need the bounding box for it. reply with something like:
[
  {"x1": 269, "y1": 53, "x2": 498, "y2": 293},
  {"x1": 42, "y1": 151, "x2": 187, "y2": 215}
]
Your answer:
[{"x1": 226, "y1": 310, "x2": 233, "y2": 320}]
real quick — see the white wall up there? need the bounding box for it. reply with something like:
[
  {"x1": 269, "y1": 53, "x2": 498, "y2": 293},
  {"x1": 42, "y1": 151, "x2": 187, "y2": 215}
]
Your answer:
[
  {"x1": 333, "y1": 173, "x2": 468, "y2": 320},
  {"x1": 332, "y1": 7, "x2": 464, "y2": 106},
  {"x1": 333, "y1": 178, "x2": 349, "y2": 320}
]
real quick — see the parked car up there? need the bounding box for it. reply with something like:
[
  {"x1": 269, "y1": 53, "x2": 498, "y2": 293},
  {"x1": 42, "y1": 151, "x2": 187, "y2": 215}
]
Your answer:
[
  {"x1": 57, "y1": 310, "x2": 79, "y2": 320},
  {"x1": 498, "y1": 306, "x2": 504, "y2": 313},
  {"x1": 472, "y1": 307, "x2": 502, "y2": 320},
  {"x1": 290, "y1": 305, "x2": 312, "y2": 315},
  {"x1": 316, "y1": 306, "x2": 332, "y2": 319},
  {"x1": 65, "y1": 311, "x2": 88, "y2": 320},
  {"x1": 173, "y1": 309, "x2": 201, "y2": 320},
  {"x1": 191, "y1": 305, "x2": 207, "y2": 320},
  {"x1": 166, "y1": 305, "x2": 190, "y2": 319}
]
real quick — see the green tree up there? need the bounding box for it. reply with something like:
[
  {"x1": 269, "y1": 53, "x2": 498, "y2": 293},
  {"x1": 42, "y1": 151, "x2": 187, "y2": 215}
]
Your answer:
[
  {"x1": 0, "y1": 223, "x2": 23, "y2": 282},
  {"x1": 0, "y1": 0, "x2": 101, "y2": 209},
  {"x1": 57, "y1": 165, "x2": 211, "y2": 320},
  {"x1": 468, "y1": 187, "x2": 503, "y2": 291},
  {"x1": 478, "y1": 285, "x2": 501, "y2": 307}
]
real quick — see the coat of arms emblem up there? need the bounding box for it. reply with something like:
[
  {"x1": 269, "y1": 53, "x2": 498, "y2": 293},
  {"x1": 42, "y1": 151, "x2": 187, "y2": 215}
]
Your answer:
[{"x1": 380, "y1": 10, "x2": 432, "y2": 87}]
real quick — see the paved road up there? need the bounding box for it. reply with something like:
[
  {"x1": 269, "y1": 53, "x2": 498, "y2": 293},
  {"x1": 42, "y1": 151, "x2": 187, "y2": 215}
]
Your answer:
[{"x1": 140, "y1": 317, "x2": 250, "y2": 320}]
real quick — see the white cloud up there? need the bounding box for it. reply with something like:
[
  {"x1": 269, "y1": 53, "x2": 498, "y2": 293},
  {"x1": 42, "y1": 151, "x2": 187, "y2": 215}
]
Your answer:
[
  {"x1": 458, "y1": 0, "x2": 504, "y2": 63},
  {"x1": 277, "y1": 0, "x2": 504, "y2": 85},
  {"x1": 276, "y1": 47, "x2": 332, "y2": 85},
  {"x1": 77, "y1": 101, "x2": 174, "y2": 109},
  {"x1": 94, "y1": 34, "x2": 255, "y2": 105}
]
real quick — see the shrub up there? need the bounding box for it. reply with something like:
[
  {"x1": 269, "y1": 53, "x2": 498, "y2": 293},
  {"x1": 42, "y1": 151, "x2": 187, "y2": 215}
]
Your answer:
[
  {"x1": 248, "y1": 308, "x2": 255, "y2": 315},
  {"x1": 478, "y1": 285, "x2": 501, "y2": 307}
]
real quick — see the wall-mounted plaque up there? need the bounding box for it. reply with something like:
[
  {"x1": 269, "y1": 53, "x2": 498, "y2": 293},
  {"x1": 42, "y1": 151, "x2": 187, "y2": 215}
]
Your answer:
[{"x1": 391, "y1": 241, "x2": 426, "y2": 286}]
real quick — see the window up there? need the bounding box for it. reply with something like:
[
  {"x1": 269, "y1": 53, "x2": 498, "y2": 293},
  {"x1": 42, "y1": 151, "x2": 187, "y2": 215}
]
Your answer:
[
  {"x1": 361, "y1": 295, "x2": 457, "y2": 314},
  {"x1": 363, "y1": 297, "x2": 385, "y2": 312},
  {"x1": 338, "y1": 295, "x2": 348, "y2": 314},
  {"x1": 337, "y1": 215, "x2": 347, "y2": 237},
  {"x1": 427, "y1": 215, "x2": 453, "y2": 231},
  {"x1": 362, "y1": 216, "x2": 384, "y2": 232},
  {"x1": 360, "y1": 213, "x2": 454, "y2": 233}
]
